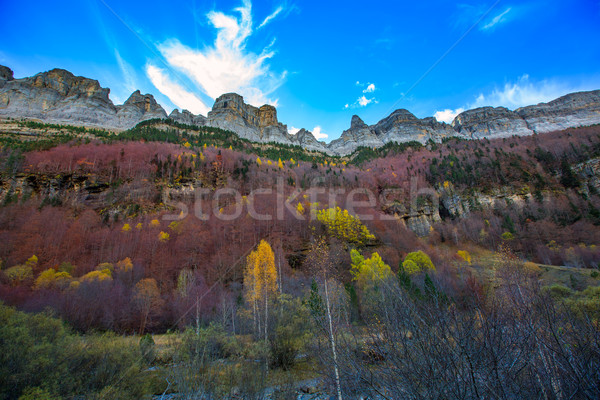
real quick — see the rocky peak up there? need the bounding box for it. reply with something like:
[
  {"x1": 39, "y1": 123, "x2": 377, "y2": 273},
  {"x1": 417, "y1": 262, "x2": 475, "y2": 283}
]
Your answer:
[
  {"x1": 515, "y1": 90, "x2": 600, "y2": 133},
  {"x1": 30, "y1": 68, "x2": 110, "y2": 102},
  {"x1": 452, "y1": 107, "x2": 533, "y2": 138},
  {"x1": 168, "y1": 108, "x2": 206, "y2": 127},
  {"x1": 123, "y1": 90, "x2": 163, "y2": 114},
  {"x1": 350, "y1": 115, "x2": 368, "y2": 129},
  {"x1": 0, "y1": 65, "x2": 14, "y2": 81}
]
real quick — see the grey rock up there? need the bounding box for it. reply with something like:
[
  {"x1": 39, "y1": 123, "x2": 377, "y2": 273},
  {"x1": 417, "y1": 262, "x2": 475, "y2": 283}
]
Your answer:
[
  {"x1": 452, "y1": 106, "x2": 533, "y2": 139},
  {"x1": 168, "y1": 109, "x2": 206, "y2": 126},
  {"x1": 115, "y1": 90, "x2": 167, "y2": 127},
  {"x1": 329, "y1": 115, "x2": 383, "y2": 155},
  {"x1": 206, "y1": 93, "x2": 334, "y2": 153},
  {"x1": 516, "y1": 90, "x2": 600, "y2": 133},
  {"x1": 1, "y1": 65, "x2": 599, "y2": 156},
  {"x1": 293, "y1": 128, "x2": 336, "y2": 154},
  {"x1": 0, "y1": 65, "x2": 14, "y2": 88},
  {"x1": 0, "y1": 67, "x2": 167, "y2": 130},
  {"x1": 373, "y1": 109, "x2": 458, "y2": 144}
]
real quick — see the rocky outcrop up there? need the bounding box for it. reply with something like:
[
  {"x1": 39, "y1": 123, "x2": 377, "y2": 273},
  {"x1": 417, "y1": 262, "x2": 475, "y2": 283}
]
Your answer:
[
  {"x1": 116, "y1": 90, "x2": 167, "y2": 126},
  {"x1": 452, "y1": 107, "x2": 534, "y2": 139},
  {"x1": 206, "y1": 93, "x2": 334, "y2": 153},
  {"x1": 1, "y1": 65, "x2": 599, "y2": 155},
  {"x1": 373, "y1": 109, "x2": 458, "y2": 144},
  {"x1": 516, "y1": 90, "x2": 600, "y2": 133},
  {"x1": 0, "y1": 66, "x2": 167, "y2": 130},
  {"x1": 292, "y1": 129, "x2": 332, "y2": 153},
  {"x1": 0, "y1": 65, "x2": 13, "y2": 88},
  {"x1": 328, "y1": 111, "x2": 460, "y2": 155},
  {"x1": 168, "y1": 109, "x2": 206, "y2": 126},
  {"x1": 329, "y1": 115, "x2": 383, "y2": 155}
]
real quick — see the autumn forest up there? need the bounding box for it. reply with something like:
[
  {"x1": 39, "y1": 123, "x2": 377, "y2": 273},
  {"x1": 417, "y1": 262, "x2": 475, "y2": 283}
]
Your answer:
[{"x1": 1, "y1": 119, "x2": 599, "y2": 399}]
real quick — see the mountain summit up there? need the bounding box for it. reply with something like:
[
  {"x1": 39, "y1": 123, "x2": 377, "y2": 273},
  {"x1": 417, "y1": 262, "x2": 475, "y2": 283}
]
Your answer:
[{"x1": 1, "y1": 65, "x2": 599, "y2": 155}]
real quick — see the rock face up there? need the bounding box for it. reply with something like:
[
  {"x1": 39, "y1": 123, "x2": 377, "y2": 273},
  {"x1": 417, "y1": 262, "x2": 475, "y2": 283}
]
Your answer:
[
  {"x1": 206, "y1": 93, "x2": 288, "y2": 142},
  {"x1": 452, "y1": 107, "x2": 534, "y2": 139},
  {"x1": 328, "y1": 111, "x2": 460, "y2": 155},
  {"x1": 1, "y1": 65, "x2": 599, "y2": 155},
  {"x1": 168, "y1": 109, "x2": 206, "y2": 126},
  {"x1": 516, "y1": 90, "x2": 600, "y2": 133},
  {"x1": 0, "y1": 67, "x2": 167, "y2": 129},
  {"x1": 329, "y1": 115, "x2": 383, "y2": 155},
  {"x1": 206, "y1": 93, "x2": 334, "y2": 153},
  {"x1": 0, "y1": 66, "x2": 14, "y2": 88}
]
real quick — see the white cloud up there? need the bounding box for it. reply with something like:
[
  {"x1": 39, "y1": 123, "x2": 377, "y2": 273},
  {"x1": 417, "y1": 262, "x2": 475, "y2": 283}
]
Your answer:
[
  {"x1": 470, "y1": 74, "x2": 595, "y2": 110},
  {"x1": 312, "y1": 126, "x2": 328, "y2": 140},
  {"x1": 258, "y1": 6, "x2": 283, "y2": 29},
  {"x1": 358, "y1": 96, "x2": 374, "y2": 107},
  {"x1": 481, "y1": 7, "x2": 512, "y2": 31},
  {"x1": 434, "y1": 108, "x2": 465, "y2": 123},
  {"x1": 148, "y1": 0, "x2": 286, "y2": 112},
  {"x1": 363, "y1": 83, "x2": 376, "y2": 93},
  {"x1": 288, "y1": 126, "x2": 300, "y2": 135},
  {"x1": 146, "y1": 65, "x2": 210, "y2": 115}
]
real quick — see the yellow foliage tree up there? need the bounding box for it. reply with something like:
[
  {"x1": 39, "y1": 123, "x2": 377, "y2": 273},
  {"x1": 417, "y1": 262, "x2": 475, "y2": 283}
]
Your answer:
[
  {"x1": 256, "y1": 157, "x2": 263, "y2": 166},
  {"x1": 457, "y1": 250, "x2": 472, "y2": 265},
  {"x1": 350, "y1": 250, "x2": 393, "y2": 290},
  {"x1": 150, "y1": 219, "x2": 160, "y2": 228},
  {"x1": 121, "y1": 223, "x2": 131, "y2": 232},
  {"x1": 136, "y1": 222, "x2": 143, "y2": 230},
  {"x1": 278, "y1": 158, "x2": 284, "y2": 169},
  {"x1": 244, "y1": 240, "x2": 278, "y2": 340},
  {"x1": 4, "y1": 265, "x2": 33, "y2": 286},
  {"x1": 402, "y1": 251, "x2": 435, "y2": 275},
  {"x1": 115, "y1": 257, "x2": 133, "y2": 273},
  {"x1": 35, "y1": 268, "x2": 72, "y2": 290},
  {"x1": 296, "y1": 202, "x2": 305, "y2": 216},
  {"x1": 158, "y1": 231, "x2": 170, "y2": 242},
  {"x1": 316, "y1": 207, "x2": 376, "y2": 245},
  {"x1": 80, "y1": 269, "x2": 112, "y2": 283}
]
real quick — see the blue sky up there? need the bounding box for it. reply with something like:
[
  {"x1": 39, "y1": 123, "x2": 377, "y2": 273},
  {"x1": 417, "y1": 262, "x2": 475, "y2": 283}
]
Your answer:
[{"x1": 1, "y1": 0, "x2": 599, "y2": 141}]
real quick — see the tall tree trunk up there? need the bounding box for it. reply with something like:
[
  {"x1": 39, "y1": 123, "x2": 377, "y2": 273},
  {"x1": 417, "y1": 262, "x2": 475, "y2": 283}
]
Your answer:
[{"x1": 324, "y1": 278, "x2": 343, "y2": 400}]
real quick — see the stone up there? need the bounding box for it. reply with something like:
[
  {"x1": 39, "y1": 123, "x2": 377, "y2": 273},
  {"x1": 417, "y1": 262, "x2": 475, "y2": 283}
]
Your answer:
[
  {"x1": 328, "y1": 115, "x2": 383, "y2": 155},
  {"x1": 452, "y1": 106, "x2": 533, "y2": 139},
  {"x1": 0, "y1": 67, "x2": 167, "y2": 130},
  {"x1": 516, "y1": 90, "x2": 600, "y2": 133},
  {"x1": 168, "y1": 109, "x2": 206, "y2": 126}
]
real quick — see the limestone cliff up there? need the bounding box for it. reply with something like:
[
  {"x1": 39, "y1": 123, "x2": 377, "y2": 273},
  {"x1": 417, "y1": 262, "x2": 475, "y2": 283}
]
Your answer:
[
  {"x1": 0, "y1": 67, "x2": 167, "y2": 130},
  {"x1": 206, "y1": 93, "x2": 333, "y2": 153},
  {"x1": 452, "y1": 107, "x2": 533, "y2": 139},
  {"x1": 1, "y1": 65, "x2": 599, "y2": 156},
  {"x1": 516, "y1": 90, "x2": 600, "y2": 133},
  {"x1": 168, "y1": 109, "x2": 206, "y2": 126}
]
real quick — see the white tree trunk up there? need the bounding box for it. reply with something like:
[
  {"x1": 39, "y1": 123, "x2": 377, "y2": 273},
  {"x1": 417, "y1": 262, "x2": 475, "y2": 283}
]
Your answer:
[{"x1": 324, "y1": 278, "x2": 343, "y2": 400}]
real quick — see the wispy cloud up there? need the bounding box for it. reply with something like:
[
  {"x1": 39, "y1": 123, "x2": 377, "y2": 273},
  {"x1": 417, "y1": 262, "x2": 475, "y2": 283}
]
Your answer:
[
  {"x1": 481, "y1": 7, "x2": 512, "y2": 31},
  {"x1": 258, "y1": 6, "x2": 283, "y2": 29},
  {"x1": 146, "y1": 0, "x2": 286, "y2": 114},
  {"x1": 470, "y1": 74, "x2": 597, "y2": 109},
  {"x1": 146, "y1": 65, "x2": 210, "y2": 115},
  {"x1": 434, "y1": 74, "x2": 600, "y2": 122},
  {"x1": 434, "y1": 108, "x2": 465, "y2": 123},
  {"x1": 112, "y1": 50, "x2": 138, "y2": 104}
]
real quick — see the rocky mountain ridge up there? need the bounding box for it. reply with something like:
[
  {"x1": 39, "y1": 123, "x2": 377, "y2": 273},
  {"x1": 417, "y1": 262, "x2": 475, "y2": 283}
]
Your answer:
[{"x1": 1, "y1": 65, "x2": 599, "y2": 156}]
